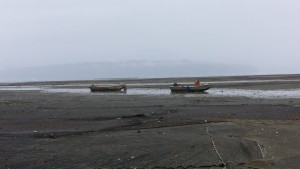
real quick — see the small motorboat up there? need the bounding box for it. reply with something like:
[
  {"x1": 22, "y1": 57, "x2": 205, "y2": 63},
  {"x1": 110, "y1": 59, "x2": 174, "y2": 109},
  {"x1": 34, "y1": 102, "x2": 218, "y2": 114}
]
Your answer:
[
  {"x1": 89, "y1": 83, "x2": 126, "y2": 92},
  {"x1": 170, "y1": 84, "x2": 211, "y2": 93}
]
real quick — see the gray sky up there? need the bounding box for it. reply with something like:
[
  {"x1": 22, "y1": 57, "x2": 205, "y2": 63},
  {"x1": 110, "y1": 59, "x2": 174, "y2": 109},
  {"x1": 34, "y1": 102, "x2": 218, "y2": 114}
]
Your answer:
[{"x1": 0, "y1": 0, "x2": 299, "y2": 74}]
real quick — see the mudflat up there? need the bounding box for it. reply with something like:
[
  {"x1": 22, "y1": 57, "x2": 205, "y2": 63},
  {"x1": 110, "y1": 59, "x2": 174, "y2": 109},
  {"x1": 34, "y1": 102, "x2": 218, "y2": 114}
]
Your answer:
[{"x1": 1, "y1": 74, "x2": 300, "y2": 169}]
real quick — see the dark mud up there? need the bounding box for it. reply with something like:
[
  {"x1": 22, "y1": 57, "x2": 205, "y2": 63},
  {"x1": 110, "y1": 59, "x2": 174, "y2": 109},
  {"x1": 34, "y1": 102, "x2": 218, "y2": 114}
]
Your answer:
[{"x1": 0, "y1": 75, "x2": 300, "y2": 169}]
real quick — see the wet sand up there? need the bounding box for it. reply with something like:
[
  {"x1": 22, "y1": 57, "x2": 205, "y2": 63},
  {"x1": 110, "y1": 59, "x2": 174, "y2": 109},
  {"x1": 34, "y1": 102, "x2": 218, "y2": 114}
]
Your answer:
[{"x1": 0, "y1": 74, "x2": 300, "y2": 169}]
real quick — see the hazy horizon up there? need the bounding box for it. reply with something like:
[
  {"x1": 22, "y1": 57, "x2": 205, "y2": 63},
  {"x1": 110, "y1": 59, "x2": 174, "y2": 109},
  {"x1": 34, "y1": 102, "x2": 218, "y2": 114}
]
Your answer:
[
  {"x1": 0, "y1": 60, "x2": 259, "y2": 82},
  {"x1": 1, "y1": 0, "x2": 299, "y2": 81}
]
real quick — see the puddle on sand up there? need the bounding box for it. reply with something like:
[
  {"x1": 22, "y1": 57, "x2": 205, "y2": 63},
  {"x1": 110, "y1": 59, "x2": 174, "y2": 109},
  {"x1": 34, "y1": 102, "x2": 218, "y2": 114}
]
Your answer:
[{"x1": 1, "y1": 86, "x2": 300, "y2": 98}]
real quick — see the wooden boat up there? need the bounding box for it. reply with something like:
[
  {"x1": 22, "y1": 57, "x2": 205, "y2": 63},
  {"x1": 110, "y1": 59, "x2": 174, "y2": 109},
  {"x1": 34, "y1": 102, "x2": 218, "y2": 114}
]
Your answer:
[
  {"x1": 89, "y1": 84, "x2": 126, "y2": 92},
  {"x1": 170, "y1": 85, "x2": 211, "y2": 93}
]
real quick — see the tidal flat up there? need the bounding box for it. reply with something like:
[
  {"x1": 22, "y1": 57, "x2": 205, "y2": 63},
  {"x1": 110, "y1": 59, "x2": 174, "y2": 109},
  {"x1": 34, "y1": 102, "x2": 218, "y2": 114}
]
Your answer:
[{"x1": 0, "y1": 74, "x2": 300, "y2": 169}]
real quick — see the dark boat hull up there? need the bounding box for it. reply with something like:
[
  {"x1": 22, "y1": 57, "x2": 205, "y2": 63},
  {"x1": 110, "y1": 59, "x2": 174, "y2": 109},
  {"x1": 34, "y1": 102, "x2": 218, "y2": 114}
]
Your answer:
[
  {"x1": 89, "y1": 85, "x2": 125, "y2": 92},
  {"x1": 170, "y1": 85, "x2": 211, "y2": 93}
]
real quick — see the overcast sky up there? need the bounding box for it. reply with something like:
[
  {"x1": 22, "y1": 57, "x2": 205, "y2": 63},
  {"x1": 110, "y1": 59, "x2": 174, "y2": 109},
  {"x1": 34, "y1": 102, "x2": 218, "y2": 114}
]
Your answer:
[{"x1": 0, "y1": 0, "x2": 299, "y2": 74}]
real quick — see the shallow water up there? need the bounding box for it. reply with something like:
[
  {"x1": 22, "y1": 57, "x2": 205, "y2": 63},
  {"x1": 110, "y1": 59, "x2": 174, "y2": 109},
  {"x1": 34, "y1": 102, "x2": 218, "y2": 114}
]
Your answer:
[
  {"x1": 45, "y1": 88, "x2": 171, "y2": 95},
  {"x1": 0, "y1": 86, "x2": 44, "y2": 90},
  {"x1": 208, "y1": 88, "x2": 300, "y2": 99},
  {"x1": 1, "y1": 86, "x2": 300, "y2": 98}
]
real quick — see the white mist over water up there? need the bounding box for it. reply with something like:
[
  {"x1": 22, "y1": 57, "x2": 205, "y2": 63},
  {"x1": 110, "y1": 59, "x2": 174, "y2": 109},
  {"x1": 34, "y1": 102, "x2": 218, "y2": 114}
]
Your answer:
[
  {"x1": 0, "y1": 61, "x2": 257, "y2": 82},
  {"x1": 0, "y1": 0, "x2": 300, "y2": 81}
]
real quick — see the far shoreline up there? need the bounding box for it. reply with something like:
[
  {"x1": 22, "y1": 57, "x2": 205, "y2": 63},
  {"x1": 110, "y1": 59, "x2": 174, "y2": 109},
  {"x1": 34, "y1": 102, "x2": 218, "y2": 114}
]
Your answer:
[{"x1": 1, "y1": 73, "x2": 300, "y2": 86}]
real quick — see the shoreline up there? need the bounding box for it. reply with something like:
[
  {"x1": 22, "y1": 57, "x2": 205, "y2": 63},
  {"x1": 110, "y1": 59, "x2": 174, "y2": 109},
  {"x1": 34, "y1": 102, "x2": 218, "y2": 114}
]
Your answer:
[{"x1": 1, "y1": 73, "x2": 300, "y2": 86}]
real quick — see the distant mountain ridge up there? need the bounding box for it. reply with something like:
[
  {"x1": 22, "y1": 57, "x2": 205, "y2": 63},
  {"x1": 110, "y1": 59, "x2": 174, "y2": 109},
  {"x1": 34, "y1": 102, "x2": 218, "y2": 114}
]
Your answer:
[{"x1": 0, "y1": 60, "x2": 256, "y2": 82}]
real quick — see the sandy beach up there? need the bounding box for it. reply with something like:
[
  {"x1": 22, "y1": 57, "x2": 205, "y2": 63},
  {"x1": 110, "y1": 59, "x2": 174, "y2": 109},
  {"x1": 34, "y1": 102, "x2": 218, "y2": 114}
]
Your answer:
[{"x1": 1, "y1": 74, "x2": 300, "y2": 169}]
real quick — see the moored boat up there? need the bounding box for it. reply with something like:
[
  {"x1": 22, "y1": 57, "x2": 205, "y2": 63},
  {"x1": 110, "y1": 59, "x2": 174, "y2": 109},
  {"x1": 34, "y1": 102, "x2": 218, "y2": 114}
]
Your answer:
[
  {"x1": 170, "y1": 84, "x2": 211, "y2": 93},
  {"x1": 89, "y1": 84, "x2": 126, "y2": 92}
]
